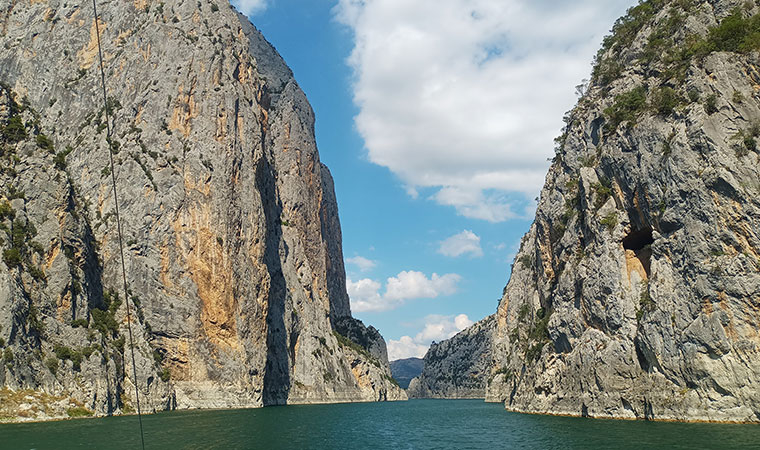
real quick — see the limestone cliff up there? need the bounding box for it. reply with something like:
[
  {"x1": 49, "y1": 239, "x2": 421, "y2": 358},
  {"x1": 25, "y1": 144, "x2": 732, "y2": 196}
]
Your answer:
[
  {"x1": 407, "y1": 315, "x2": 494, "y2": 399},
  {"x1": 410, "y1": 0, "x2": 760, "y2": 423},
  {"x1": 0, "y1": 0, "x2": 403, "y2": 421},
  {"x1": 486, "y1": 0, "x2": 760, "y2": 422}
]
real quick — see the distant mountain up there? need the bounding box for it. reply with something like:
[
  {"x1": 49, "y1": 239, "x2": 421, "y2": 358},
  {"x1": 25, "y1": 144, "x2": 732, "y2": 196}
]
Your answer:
[{"x1": 390, "y1": 358, "x2": 424, "y2": 389}]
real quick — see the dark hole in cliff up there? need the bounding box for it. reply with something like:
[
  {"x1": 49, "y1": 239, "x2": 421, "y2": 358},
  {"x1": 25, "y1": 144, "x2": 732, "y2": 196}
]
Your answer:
[
  {"x1": 623, "y1": 227, "x2": 653, "y2": 251},
  {"x1": 623, "y1": 226, "x2": 654, "y2": 277}
]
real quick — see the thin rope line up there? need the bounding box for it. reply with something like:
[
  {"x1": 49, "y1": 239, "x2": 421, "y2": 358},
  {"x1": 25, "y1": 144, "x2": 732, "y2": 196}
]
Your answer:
[{"x1": 91, "y1": 1, "x2": 146, "y2": 448}]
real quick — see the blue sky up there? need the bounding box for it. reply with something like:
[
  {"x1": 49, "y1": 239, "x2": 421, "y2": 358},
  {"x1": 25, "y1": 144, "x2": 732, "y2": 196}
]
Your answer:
[{"x1": 233, "y1": 0, "x2": 634, "y2": 359}]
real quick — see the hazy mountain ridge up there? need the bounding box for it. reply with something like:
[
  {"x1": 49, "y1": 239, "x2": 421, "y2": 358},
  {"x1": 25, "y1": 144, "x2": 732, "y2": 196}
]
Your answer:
[{"x1": 389, "y1": 357, "x2": 423, "y2": 389}]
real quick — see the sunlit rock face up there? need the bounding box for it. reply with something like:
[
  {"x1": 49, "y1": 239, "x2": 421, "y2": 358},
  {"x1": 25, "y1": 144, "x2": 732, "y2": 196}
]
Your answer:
[
  {"x1": 0, "y1": 0, "x2": 403, "y2": 420},
  {"x1": 407, "y1": 315, "x2": 495, "y2": 399},
  {"x1": 420, "y1": 0, "x2": 760, "y2": 423}
]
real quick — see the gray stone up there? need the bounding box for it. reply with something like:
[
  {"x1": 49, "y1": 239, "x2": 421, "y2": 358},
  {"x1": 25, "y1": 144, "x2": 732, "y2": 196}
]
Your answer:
[
  {"x1": 0, "y1": 0, "x2": 403, "y2": 422},
  {"x1": 408, "y1": 315, "x2": 495, "y2": 399},
  {"x1": 419, "y1": 0, "x2": 760, "y2": 423}
]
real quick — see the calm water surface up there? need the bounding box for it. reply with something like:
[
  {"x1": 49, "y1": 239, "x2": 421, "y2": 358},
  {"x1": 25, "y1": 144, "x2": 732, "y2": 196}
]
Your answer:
[{"x1": 1, "y1": 399, "x2": 759, "y2": 449}]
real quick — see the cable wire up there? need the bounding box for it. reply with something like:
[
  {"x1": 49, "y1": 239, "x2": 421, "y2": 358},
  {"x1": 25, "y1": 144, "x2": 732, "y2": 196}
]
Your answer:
[{"x1": 90, "y1": 1, "x2": 146, "y2": 448}]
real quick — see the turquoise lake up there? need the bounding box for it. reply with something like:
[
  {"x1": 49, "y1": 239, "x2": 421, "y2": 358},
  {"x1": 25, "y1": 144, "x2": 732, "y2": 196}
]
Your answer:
[{"x1": 1, "y1": 399, "x2": 759, "y2": 449}]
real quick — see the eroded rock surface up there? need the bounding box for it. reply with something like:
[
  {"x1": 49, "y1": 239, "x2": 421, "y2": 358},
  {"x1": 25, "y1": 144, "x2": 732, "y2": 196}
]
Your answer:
[
  {"x1": 415, "y1": 0, "x2": 760, "y2": 423},
  {"x1": 408, "y1": 315, "x2": 495, "y2": 399},
  {"x1": 0, "y1": 0, "x2": 403, "y2": 421}
]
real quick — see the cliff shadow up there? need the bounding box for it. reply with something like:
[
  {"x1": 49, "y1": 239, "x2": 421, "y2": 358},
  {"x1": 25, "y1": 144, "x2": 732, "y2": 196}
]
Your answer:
[{"x1": 255, "y1": 151, "x2": 290, "y2": 406}]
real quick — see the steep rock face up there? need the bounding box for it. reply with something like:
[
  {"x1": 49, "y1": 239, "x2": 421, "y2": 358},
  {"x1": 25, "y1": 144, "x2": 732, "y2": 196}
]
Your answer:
[
  {"x1": 486, "y1": 0, "x2": 760, "y2": 422},
  {"x1": 0, "y1": 0, "x2": 403, "y2": 421},
  {"x1": 408, "y1": 315, "x2": 495, "y2": 399}
]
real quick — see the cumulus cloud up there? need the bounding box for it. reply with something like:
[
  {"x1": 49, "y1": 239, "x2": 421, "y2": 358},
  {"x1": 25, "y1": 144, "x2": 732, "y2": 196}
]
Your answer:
[
  {"x1": 335, "y1": 0, "x2": 633, "y2": 222},
  {"x1": 346, "y1": 255, "x2": 377, "y2": 272},
  {"x1": 348, "y1": 271, "x2": 461, "y2": 312},
  {"x1": 385, "y1": 271, "x2": 460, "y2": 302},
  {"x1": 438, "y1": 230, "x2": 483, "y2": 258},
  {"x1": 231, "y1": 0, "x2": 267, "y2": 16},
  {"x1": 387, "y1": 336, "x2": 429, "y2": 360},
  {"x1": 387, "y1": 314, "x2": 474, "y2": 360},
  {"x1": 346, "y1": 278, "x2": 383, "y2": 312}
]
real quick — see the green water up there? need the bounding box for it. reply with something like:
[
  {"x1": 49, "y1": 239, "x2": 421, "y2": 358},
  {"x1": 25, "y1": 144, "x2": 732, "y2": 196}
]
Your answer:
[{"x1": 1, "y1": 399, "x2": 759, "y2": 449}]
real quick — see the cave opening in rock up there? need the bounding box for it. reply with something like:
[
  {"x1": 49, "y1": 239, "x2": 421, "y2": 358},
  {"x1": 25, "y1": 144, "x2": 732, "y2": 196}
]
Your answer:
[
  {"x1": 623, "y1": 227, "x2": 654, "y2": 251},
  {"x1": 623, "y1": 226, "x2": 654, "y2": 278}
]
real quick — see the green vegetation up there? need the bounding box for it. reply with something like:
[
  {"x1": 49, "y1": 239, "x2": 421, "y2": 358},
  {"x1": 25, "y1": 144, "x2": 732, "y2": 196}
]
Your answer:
[
  {"x1": 91, "y1": 290, "x2": 121, "y2": 337},
  {"x1": 703, "y1": 9, "x2": 760, "y2": 54},
  {"x1": 53, "y1": 146, "x2": 73, "y2": 170},
  {"x1": 704, "y1": 94, "x2": 718, "y2": 115},
  {"x1": 66, "y1": 407, "x2": 93, "y2": 418},
  {"x1": 603, "y1": 86, "x2": 647, "y2": 132},
  {"x1": 2, "y1": 116, "x2": 27, "y2": 143},
  {"x1": 0, "y1": 208, "x2": 46, "y2": 282},
  {"x1": 600, "y1": 212, "x2": 618, "y2": 232},
  {"x1": 591, "y1": 177, "x2": 613, "y2": 209},
  {"x1": 45, "y1": 356, "x2": 59, "y2": 375},
  {"x1": 53, "y1": 344, "x2": 82, "y2": 370},
  {"x1": 71, "y1": 318, "x2": 89, "y2": 328},
  {"x1": 0, "y1": 201, "x2": 14, "y2": 221},
  {"x1": 27, "y1": 305, "x2": 44, "y2": 334},
  {"x1": 35, "y1": 134, "x2": 54, "y2": 153},
  {"x1": 3, "y1": 347, "x2": 13, "y2": 363},
  {"x1": 733, "y1": 123, "x2": 760, "y2": 156},
  {"x1": 650, "y1": 87, "x2": 681, "y2": 116},
  {"x1": 2, "y1": 248, "x2": 21, "y2": 268},
  {"x1": 528, "y1": 308, "x2": 551, "y2": 343},
  {"x1": 153, "y1": 349, "x2": 164, "y2": 365},
  {"x1": 589, "y1": 2, "x2": 760, "y2": 143},
  {"x1": 636, "y1": 280, "x2": 655, "y2": 322},
  {"x1": 160, "y1": 368, "x2": 171, "y2": 382}
]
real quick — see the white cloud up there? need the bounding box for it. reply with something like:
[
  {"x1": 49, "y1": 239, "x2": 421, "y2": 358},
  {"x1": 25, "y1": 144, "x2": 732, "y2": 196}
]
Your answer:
[
  {"x1": 231, "y1": 0, "x2": 267, "y2": 16},
  {"x1": 346, "y1": 255, "x2": 377, "y2": 272},
  {"x1": 415, "y1": 313, "x2": 474, "y2": 342},
  {"x1": 438, "y1": 230, "x2": 483, "y2": 258},
  {"x1": 347, "y1": 278, "x2": 384, "y2": 312},
  {"x1": 335, "y1": 0, "x2": 634, "y2": 222},
  {"x1": 387, "y1": 336, "x2": 429, "y2": 360},
  {"x1": 348, "y1": 270, "x2": 461, "y2": 312},
  {"x1": 387, "y1": 313, "x2": 474, "y2": 360},
  {"x1": 454, "y1": 313, "x2": 474, "y2": 330},
  {"x1": 384, "y1": 271, "x2": 460, "y2": 302}
]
